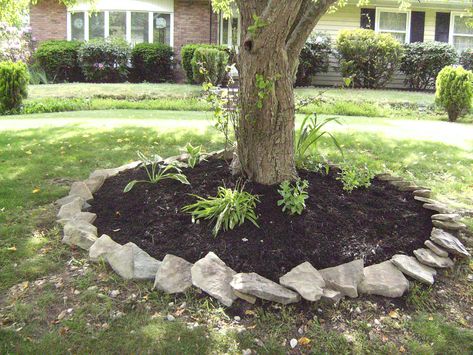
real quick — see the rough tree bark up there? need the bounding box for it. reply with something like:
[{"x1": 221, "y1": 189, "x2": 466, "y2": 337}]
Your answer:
[{"x1": 233, "y1": 0, "x2": 337, "y2": 185}]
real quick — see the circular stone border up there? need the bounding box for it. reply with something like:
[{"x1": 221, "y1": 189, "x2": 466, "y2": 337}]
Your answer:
[{"x1": 55, "y1": 150, "x2": 471, "y2": 307}]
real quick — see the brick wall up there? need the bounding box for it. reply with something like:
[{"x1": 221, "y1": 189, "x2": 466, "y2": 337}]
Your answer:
[
  {"x1": 174, "y1": 0, "x2": 219, "y2": 58},
  {"x1": 30, "y1": 0, "x2": 67, "y2": 43}
]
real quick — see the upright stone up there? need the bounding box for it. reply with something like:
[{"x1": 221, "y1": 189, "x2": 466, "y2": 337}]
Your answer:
[
  {"x1": 413, "y1": 248, "x2": 454, "y2": 269},
  {"x1": 84, "y1": 175, "x2": 105, "y2": 194},
  {"x1": 62, "y1": 220, "x2": 98, "y2": 250},
  {"x1": 57, "y1": 197, "x2": 84, "y2": 220},
  {"x1": 279, "y1": 262, "x2": 325, "y2": 301},
  {"x1": 391, "y1": 254, "x2": 436, "y2": 285},
  {"x1": 190, "y1": 252, "x2": 237, "y2": 307},
  {"x1": 321, "y1": 288, "x2": 343, "y2": 304},
  {"x1": 320, "y1": 259, "x2": 364, "y2": 298},
  {"x1": 69, "y1": 181, "x2": 93, "y2": 201},
  {"x1": 154, "y1": 254, "x2": 193, "y2": 294},
  {"x1": 89, "y1": 234, "x2": 122, "y2": 262},
  {"x1": 106, "y1": 242, "x2": 161, "y2": 280},
  {"x1": 358, "y1": 261, "x2": 409, "y2": 298},
  {"x1": 430, "y1": 228, "x2": 471, "y2": 258},
  {"x1": 230, "y1": 273, "x2": 300, "y2": 305}
]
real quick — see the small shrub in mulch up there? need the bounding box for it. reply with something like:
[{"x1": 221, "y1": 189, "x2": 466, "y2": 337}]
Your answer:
[{"x1": 91, "y1": 158, "x2": 434, "y2": 282}]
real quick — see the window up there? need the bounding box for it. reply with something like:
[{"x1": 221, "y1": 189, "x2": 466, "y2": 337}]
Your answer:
[
  {"x1": 89, "y1": 12, "x2": 105, "y2": 39},
  {"x1": 375, "y1": 8, "x2": 410, "y2": 43},
  {"x1": 219, "y1": 13, "x2": 240, "y2": 47},
  {"x1": 131, "y1": 12, "x2": 149, "y2": 44},
  {"x1": 67, "y1": 11, "x2": 173, "y2": 46},
  {"x1": 153, "y1": 13, "x2": 171, "y2": 45},
  {"x1": 70, "y1": 12, "x2": 85, "y2": 41},
  {"x1": 109, "y1": 12, "x2": 126, "y2": 40},
  {"x1": 451, "y1": 14, "x2": 473, "y2": 52}
]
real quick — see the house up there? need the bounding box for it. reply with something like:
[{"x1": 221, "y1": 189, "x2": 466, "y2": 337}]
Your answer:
[{"x1": 30, "y1": 0, "x2": 473, "y2": 87}]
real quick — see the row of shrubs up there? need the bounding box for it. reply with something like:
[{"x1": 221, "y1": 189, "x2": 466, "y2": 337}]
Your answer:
[
  {"x1": 33, "y1": 38, "x2": 174, "y2": 83},
  {"x1": 301, "y1": 29, "x2": 473, "y2": 90}
]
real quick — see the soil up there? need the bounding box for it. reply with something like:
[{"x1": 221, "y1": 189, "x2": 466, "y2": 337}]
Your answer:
[{"x1": 91, "y1": 158, "x2": 434, "y2": 282}]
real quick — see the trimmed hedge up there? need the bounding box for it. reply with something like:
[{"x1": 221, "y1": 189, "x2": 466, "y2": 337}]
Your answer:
[
  {"x1": 191, "y1": 47, "x2": 229, "y2": 85},
  {"x1": 181, "y1": 44, "x2": 228, "y2": 83},
  {"x1": 78, "y1": 38, "x2": 131, "y2": 83},
  {"x1": 400, "y1": 42, "x2": 458, "y2": 90},
  {"x1": 34, "y1": 40, "x2": 83, "y2": 83},
  {"x1": 131, "y1": 43, "x2": 174, "y2": 83},
  {"x1": 296, "y1": 33, "x2": 331, "y2": 87},
  {"x1": 0, "y1": 61, "x2": 29, "y2": 113},
  {"x1": 335, "y1": 29, "x2": 404, "y2": 88},
  {"x1": 460, "y1": 49, "x2": 473, "y2": 71},
  {"x1": 435, "y1": 65, "x2": 473, "y2": 122}
]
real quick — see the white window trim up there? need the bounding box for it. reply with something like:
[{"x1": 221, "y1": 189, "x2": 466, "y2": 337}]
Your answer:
[
  {"x1": 375, "y1": 7, "x2": 411, "y2": 43},
  {"x1": 219, "y1": 13, "x2": 241, "y2": 48},
  {"x1": 67, "y1": 10, "x2": 174, "y2": 47},
  {"x1": 449, "y1": 12, "x2": 473, "y2": 49}
]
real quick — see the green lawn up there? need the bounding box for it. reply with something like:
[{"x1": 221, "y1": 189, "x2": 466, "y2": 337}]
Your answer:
[{"x1": 1, "y1": 109, "x2": 472, "y2": 353}]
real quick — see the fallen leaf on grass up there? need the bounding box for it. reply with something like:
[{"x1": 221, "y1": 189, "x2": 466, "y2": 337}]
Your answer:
[
  {"x1": 298, "y1": 337, "x2": 311, "y2": 346},
  {"x1": 7, "y1": 246, "x2": 17, "y2": 252},
  {"x1": 388, "y1": 310, "x2": 399, "y2": 319},
  {"x1": 32, "y1": 187, "x2": 41, "y2": 194},
  {"x1": 245, "y1": 310, "x2": 256, "y2": 316}
]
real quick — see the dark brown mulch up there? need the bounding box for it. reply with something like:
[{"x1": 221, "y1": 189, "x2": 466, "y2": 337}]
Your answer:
[{"x1": 90, "y1": 158, "x2": 434, "y2": 282}]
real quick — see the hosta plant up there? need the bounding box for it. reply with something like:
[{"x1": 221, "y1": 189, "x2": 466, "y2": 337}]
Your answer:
[
  {"x1": 182, "y1": 185, "x2": 259, "y2": 237},
  {"x1": 124, "y1": 151, "x2": 190, "y2": 192},
  {"x1": 186, "y1": 143, "x2": 203, "y2": 168},
  {"x1": 277, "y1": 179, "x2": 309, "y2": 215}
]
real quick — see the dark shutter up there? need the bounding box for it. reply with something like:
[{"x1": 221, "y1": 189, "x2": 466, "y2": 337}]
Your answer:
[
  {"x1": 435, "y1": 12, "x2": 450, "y2": 42},
  {"x1": 360, "y1": 8, "x2": 375, "y2": 30},
  {"x1": 410, "y1": 11, "x2": 425, "y2": 42}
]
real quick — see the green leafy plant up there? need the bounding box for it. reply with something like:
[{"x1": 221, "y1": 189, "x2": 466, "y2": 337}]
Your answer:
[
  {"x1": 337, "y1": 163, "x2": 374, "y2": 193},
  {"x1": 277, "y1": 179, "x2": 309, "y2": 215},
  {"x1": 185, "y1": 143, "x2": 203, "y2": 168},
  {"x1": 435, "y1": 65, "x2": 473, "y2": 122},
  {"x1": 460, "y1": 48, "x2": 473, "y2": 71},
  {"x1": 191, "y1": 47, "x2": 229, "y2": 85},
  {"x1": 130, "y1": 43, "x2": 174, "y2": 83},
  {"x1": 335, "y1": 29, "x2": 404, "y2": 88},
  {"x1": 255, "y1": 73, "x2": 275, "y2": 109},
  {"x1": 182, "y1": 185, "x2": 260, "y2": 236},
  {"x1": 400, "y1": 41, "x2": 458, "y2": 90},
  {"x1": 248, "y1": 14, "x2": 267, "y2": 38},
  {"x1": 0, "y1": 60, "x2": 29, "y2": 113},
  {"x1": 124, "y1": 151, "x2": 190, "y2": 192},
  {"x1": 180, "y1": 44, "x2": 229, "y2": 83},
  {"x1": 295, "y1": 113, "x2": 342, "y2": 168}
]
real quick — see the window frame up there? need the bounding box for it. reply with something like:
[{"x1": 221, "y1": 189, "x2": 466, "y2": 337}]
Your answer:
[
  {"x1": 449, "y1": 12, "x2": 473, "y2": 51},
  {"x1": 67, "y1": 10, "x2": 174, "y2": 47},
  {"x1": 219, "y1": 12, "x2": 241, "y2": 48},
  {"x1": 375, "y1": 7, "x2": 411, "y2": 43}
]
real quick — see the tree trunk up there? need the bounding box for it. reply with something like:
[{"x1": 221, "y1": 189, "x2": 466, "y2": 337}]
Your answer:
[
  {"x1": 237, "y1": 41, "x2": 297, "y2": 185},
  {"x1": 233, "y1": 0, "x2": 338, "y2": 185}
]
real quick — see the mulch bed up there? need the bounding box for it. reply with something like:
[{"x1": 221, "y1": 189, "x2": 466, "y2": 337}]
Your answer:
[{"x1": 91, "y1": 158, "x2": 434, "y2": 282}]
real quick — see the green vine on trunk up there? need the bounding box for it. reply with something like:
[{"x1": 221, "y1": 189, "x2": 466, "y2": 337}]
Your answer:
[
  {"x1": 255, "y1": 73, "x2": 280, "y2": 110},
  {"x1": 248, "y1": 14, "x2": 267, "y2": 38}
]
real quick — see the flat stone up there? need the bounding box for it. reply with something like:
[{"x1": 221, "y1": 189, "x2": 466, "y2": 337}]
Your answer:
[
  {"x1": 191, "y1": 252, "x2": 237, "y2": 307},
  {"x1": 230, "y1": 273, "x2": 300, "y2": 305},
  {"x1": 321, "y1": 288, "x2": 343, "y2": 304},
  {"x1": 390, "y1": 181, "x2": 419, "y2": 192},
  {"x1": 391, "y1": 254, "x2": 437, "y2": 285},
  {"x1": 69, "y1": 181, "x2": 93, "y2": 201},
  {"x1": 358, "y1": 261, "x2": 409, "y2": 298},
  {"x1": 413, "y1": 248, "x2": 454, "y2": 269},
  {"x1": 84, "y1": 175, "x2": 105, "y2": 194},
  {"x1": 154, "y1": 254, "x2": 193, "y2": 294},
  {"x1": 376, "y1": 174, "x2": 402, "y2": 181},
  {"x1": 432, "y1": 220, "x2": 466, "y2": 232},
  {"x1": 62, "y1": 220, "x2": 98, "y2": 250},
  {"x1": 234, "y1": 290, "x2": 257, "y2": 304},
  {"x1": 320, "y1": 259, "x2": 364, "y2": 298},
  {"x1": 413, "y1": 189, "x2": 431, "y2": 198},
  {"x1": 89, "y1": 234, "x2": 122, "y2": 262},
  {"x1": 279, "y1": 262, "x2": 325, "y2": 301},
  {"x1": 414, "y1": 196, "x2": 438, "y2": 204},
  {"x1": 424, "y1": 240, "x2": 448, "y2": 257},
  {"x1": 106, "y1": 242, "x2": 161, "y2": 280},
  {"x1": 58, "y1": 211, "x2": 97, "y2": 225},
  {"x1": 431, "y1": 214, "x2": 461, "y2": 222},
  {"x1": 89, "y1": 161, "x2": 141, "y2": 180},
  {"x1": 55, "y1": 194, "x2": 85, "y2": 207},
  {"x1": 57, "y1": 197, "x2": 85, "y2": 220},
  {"x1": 431, "y1": 228, "x2": 471, "y2": 258},
  {"x1": 423, "y1": 203, "x2": 450, "y2": 214}
]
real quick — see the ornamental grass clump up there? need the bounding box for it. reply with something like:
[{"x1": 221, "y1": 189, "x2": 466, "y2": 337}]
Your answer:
[
  {"x1": 435, "y1": 65, "x2": 473, "y2": 122},
  {"x1": 182, "y1": 185, "x2": 260, "y2": 237}
]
